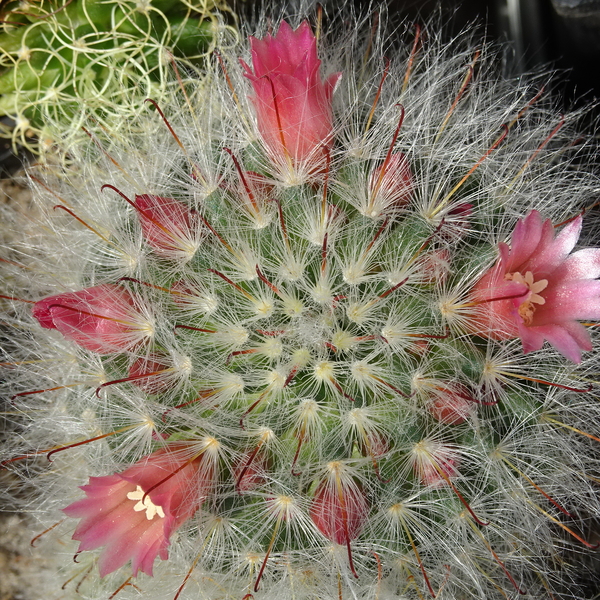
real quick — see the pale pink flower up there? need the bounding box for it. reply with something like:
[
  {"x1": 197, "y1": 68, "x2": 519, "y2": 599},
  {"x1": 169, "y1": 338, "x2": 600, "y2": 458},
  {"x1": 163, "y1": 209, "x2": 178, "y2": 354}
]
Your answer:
[
  {"x1": 241, "y1": 20, "x2": 341, "y2": 170},
  {"x1": 470, "y1": 210, "x2": 600, "y2": 362},
  {"x1": 427, "y1": 382, "x2": 475, "y2": 425},
  {"x1": 63, "y1": 443, "x2": 216, "y2": 577},
  {"x1": 309, "y1": 463, "x2": 369, "y2": 561},
  {"x1": 32, "y1": 284, "x2": 151, "y2": 354},
  {"x1": 412, "y1": 443, "x2": 459, "y2": 488},
  {"x1": 134, "y1": 194, "x2": 199, "y2": 260}
]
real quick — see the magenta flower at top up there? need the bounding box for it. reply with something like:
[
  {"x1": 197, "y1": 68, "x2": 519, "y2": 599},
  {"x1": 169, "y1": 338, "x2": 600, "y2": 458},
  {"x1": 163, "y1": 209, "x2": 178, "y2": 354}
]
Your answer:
[
  {"x1": 241, "y1": 20, "x2": 341, "y2": 170},
  {"x1": 470, "y1": 210, "x2": 600, "y2": 362},
  {"x1": 63, "y1": 442, "x2": 217, "y2": 577},
  {"x1": 32, "y1": 284, "x2": 152, "y2": 354}
]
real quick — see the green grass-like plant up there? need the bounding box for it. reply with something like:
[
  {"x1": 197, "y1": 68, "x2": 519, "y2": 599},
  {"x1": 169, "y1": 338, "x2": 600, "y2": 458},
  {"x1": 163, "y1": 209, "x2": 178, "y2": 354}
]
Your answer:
[{"x1": 0, "y1": 0, "x2": 235, "y2": 157}]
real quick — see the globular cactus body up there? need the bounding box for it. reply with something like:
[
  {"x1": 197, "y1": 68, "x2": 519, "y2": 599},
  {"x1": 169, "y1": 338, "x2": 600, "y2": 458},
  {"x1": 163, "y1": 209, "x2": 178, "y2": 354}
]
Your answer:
[{"x1": 2, "y1": 6, "x2": 600, "y2": 600}]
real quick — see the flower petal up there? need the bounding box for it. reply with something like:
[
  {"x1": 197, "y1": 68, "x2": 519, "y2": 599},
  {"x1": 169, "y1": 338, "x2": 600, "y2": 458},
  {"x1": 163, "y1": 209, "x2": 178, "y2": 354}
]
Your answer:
[
  {"x1": 518, "y1": 320, "x2": 545, "y2": 354},
  {"x1": 132, "y1": 535, "x2": 168, "y2": 576},
  {"x1": 527, "y1": 323, "x2": 586, "y2": 363},
  {"x1": 505, "y1": 210, "x2": 543, "y2": 272},
  {"x1": 527, "y1": 215, "x2": 582, "y2": 275},
  {"x1": 473, "y1": 279, "x2": 528, "y2": 303},
  {"x1": 560, "y1": 320, "x2": 592, "y2": 352},
  {"x1": 73, "y1": 501, "x2": 144, "y2": 552},
  {"x1": 97, "y1": 517, "x2": 164, "y2": 577},
  {"x1": 534, "y1": 280, "x2": 600, "y2": 323},
  {"x1": 551, "y1": 247, "x2": 600, "y2": 281}
]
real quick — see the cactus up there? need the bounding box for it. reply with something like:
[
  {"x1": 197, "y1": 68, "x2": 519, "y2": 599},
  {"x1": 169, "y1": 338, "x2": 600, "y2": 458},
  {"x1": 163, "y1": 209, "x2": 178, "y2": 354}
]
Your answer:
[
  {"x1": 0, "y1": 0, "x2": 234, "y2": 157},
  {"x1": 2, "y1": 6, "x2": 600, "y2": 599}
]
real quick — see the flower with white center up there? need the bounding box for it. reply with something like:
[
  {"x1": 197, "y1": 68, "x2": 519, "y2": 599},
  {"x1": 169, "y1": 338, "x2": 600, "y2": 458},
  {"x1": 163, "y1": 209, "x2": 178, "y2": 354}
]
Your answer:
[
  {"x1": 127, "y1": 485, "x2": 166, "y2": 519},
  {"x1": 63, "y1": 442, "x2": 218, "y2": 576}
]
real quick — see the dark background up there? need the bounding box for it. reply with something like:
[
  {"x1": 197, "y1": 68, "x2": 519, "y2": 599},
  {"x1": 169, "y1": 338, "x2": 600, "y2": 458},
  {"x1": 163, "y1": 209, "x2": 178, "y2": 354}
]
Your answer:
[{"x1": 384, "y1": 0, "x2": 600, "y2": 108}]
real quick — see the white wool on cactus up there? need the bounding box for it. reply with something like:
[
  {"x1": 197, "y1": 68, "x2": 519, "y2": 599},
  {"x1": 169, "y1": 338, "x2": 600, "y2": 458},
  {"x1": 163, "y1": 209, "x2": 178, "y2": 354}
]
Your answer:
[{"x1": 2, "y1": 4, "x2": 600, "y2": 600}]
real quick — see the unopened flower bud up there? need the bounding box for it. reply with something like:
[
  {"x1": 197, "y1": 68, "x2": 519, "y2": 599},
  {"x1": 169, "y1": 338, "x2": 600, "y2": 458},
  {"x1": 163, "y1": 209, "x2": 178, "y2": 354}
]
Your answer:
[
  {"x1": 32, "y1": 284, "x2": 152, "y2": 354},
  {"x1": 428, "y1": 382, "x2": 475, "y2": 425},
  {"x1": 241, "y1": 20, "x2": 341, "y2": 172},
  {"x1": 134, "y1": 194, "x2": 200, "y2": 261}
]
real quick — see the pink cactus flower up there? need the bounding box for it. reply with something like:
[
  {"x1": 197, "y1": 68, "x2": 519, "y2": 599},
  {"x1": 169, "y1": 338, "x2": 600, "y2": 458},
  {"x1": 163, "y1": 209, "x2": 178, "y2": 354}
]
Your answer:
[
  {"x1": 470, "y1": 210, "x2": 600, "y2": 362},
  {"x1": 241, "y1": 20, "x2": 341, "y2": 171},
  {"x1": 32, "y1": 284, "x2": 152, "y2": 354},
  {"x1": 412, "y1": 442, "x2": 459, "y2": 488},
  {"x1": 134, "y1": 194, "x2": 199, "y2": 261},
  {"x1": 309, "y1": 462, "x2": 368, "y2": 577},
  {"x1": 63, "y1": 442, "x2": 217, "y2": 577},
  {"x1": 427, "y1": 383, "x2": 475, "y2": 425},
  {"x1": 367, "y1": 152, "x2": 413, "y2": 217}
]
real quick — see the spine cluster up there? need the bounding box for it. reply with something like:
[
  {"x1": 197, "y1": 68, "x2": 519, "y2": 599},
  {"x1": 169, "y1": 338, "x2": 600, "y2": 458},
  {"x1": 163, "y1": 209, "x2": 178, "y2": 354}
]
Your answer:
[{"x1": 1, "y1": 6, "x2": 600, "y2": 600}]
